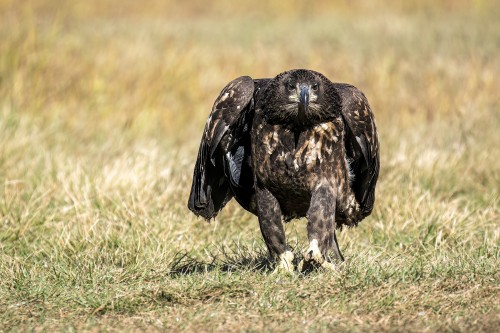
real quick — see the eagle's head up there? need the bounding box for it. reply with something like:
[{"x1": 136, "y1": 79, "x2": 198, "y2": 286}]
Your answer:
[{"x1": 261, "y1": 69, "x2": 342, "y2": 129}]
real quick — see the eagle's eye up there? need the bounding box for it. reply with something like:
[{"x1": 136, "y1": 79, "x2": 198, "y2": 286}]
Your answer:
[
  {"x1": 311, "y1": 83, "x2": 319, "y2": 91},
  {"x1": 286, "y1": 82, "x2": 296, "y2": 92}
]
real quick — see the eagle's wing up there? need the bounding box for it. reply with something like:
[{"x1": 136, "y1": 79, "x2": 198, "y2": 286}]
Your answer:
[
  {"x1": 188, "y1": 76, "x2": 256, "y2": 220},
  {"x1": 335, "y1": 83, "x2": 380, "y2": 218}
]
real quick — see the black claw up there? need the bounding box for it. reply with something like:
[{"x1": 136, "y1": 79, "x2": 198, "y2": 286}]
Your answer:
[{"x1": 332, "y1": 231, "x2": 345, "y2": 262}]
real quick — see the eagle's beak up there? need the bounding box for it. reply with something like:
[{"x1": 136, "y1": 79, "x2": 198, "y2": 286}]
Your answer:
[{"x1": 299, "y1": 86, "x2": 309, "y2": 113}]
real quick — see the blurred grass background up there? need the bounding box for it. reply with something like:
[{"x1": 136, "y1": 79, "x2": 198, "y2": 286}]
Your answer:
[
  {"x1": 2, "y1": 0, "x2": 499, "y2": 142},
  {"x1": 0, "y1": 0, "x2": 499, "y2": 331}
]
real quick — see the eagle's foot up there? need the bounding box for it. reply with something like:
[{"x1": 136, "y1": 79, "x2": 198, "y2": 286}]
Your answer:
[
  {"x1": 298, "y1": 239, "x2": 339, "y2": 273},
  {"x1": 303, "y1": 239, "x2": 324, "y2": 263},
  {"x1": 272, "y1": 250, "x2": 295, "y2": 274},
  {"x1": 298, "y1": 258, "x2": 340, "y2": 273}
]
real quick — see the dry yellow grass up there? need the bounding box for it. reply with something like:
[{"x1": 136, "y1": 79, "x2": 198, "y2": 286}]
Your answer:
[{"x1": 0, "y1": 0, "x2": 499, "y2": 332}]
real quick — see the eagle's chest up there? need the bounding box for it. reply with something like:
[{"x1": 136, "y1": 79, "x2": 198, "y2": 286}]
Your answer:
[{"x1": 252, "y1": 119, "x2": 344, "y2": 189}]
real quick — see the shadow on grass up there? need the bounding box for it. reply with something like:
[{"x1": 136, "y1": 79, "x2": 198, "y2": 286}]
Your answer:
[
  {"x1": 168, "y1": 244, "x2": 273, "y2": 276},
  {"x1": 168, "y1": 241, "x2": 333, "y2": 276}
]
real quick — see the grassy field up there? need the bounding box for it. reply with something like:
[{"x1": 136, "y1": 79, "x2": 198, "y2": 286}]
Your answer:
[{"x1": 1, "y1": 0, "x2": 499, "y2": 331}]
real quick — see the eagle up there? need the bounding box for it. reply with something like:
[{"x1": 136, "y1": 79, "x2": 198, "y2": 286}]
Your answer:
[{"x1": 188, "y1": 69, "x2": 379, "y2": 272}]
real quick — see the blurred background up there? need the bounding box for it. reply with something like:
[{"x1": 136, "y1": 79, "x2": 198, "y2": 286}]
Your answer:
[{"x1": 2, "y1": 0, "x2": 498, "y2": 144}]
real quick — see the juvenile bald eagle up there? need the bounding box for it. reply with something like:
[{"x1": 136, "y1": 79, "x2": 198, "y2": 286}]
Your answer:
[{"x1": 188, "y1": 69, "x2": 379, "y2": 272}]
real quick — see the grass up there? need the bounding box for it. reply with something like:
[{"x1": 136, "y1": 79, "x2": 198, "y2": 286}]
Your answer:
[{"x1": 0, "y1": 0, "x2": 499, "y2": 331}]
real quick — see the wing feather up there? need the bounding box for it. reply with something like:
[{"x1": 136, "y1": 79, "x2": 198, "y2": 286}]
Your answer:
[
  {"x1": 188, "y1": 76, "x2": 255, "y2": 219},
  {"x1": 335, "y1": 83, "x2": 380, "y2": 218}
]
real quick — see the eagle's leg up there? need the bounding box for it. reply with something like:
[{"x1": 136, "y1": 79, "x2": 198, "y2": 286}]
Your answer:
[
  {"x1": 256, "y1": 186, "x2": 294, "y2": 273},
  {"x1": 299, "y1": 184, "x2": 339, "y2": 272}
]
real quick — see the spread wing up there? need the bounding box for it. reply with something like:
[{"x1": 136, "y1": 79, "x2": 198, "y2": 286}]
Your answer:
[
  {"x1": 188, "y1": 76, "x2": 256, "y2": 220},
  {"x1": 335, "y1": 83, "x2": 380, "y2": 218}
]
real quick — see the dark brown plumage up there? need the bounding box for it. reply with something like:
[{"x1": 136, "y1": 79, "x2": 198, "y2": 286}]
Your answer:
[{"x1": 188, "y1": 69, "x2": 379, "y2": 272}]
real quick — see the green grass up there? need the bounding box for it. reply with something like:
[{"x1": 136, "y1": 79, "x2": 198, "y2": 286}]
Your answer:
[{"x1": 1, "y1": 0, "x2": 499, "y2": 331}]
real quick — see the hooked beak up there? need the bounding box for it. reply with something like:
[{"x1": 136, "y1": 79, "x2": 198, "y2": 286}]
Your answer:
[{"x1": 298, "y1": 86, "x2": 309, "y2": 113}]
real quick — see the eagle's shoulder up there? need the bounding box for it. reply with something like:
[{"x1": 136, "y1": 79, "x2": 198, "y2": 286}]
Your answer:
[
  {"x1": 334, "y1": 83, "x2": 378, "y2": 156},
  {"x1": 203, "y1": 76, "x2": 254, "y2": 156},
  {"x1": 334, "y1": 84, "x2": 371, "y2": 119}
]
